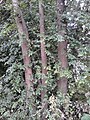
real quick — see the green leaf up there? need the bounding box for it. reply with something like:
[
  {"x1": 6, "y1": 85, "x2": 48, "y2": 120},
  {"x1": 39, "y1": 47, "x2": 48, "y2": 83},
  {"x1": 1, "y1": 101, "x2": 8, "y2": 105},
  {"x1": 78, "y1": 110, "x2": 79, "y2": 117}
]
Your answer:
[
  {"x1": 87, "y1": 98, "x2": 90, "y2": 105},
  {"x1": 12, "y1": 102, "x2": 18, "y2": 109},
  {"x1": 3, "y1": 111, "x2": 10, "y2": 117},
  {"x1": 81, "y1": 114, "x2": 90, "y2": 120}
]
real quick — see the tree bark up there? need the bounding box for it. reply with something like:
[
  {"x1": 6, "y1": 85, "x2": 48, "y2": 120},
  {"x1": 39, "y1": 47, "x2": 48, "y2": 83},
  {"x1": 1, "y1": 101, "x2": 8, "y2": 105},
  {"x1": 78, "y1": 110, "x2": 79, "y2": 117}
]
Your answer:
[
  {"x1": 56, "y1": 0, "x2": 68, "y2": 94},
  {"x1": 39, "y1": 0, "x2": 47, "y2": 119},
  {"x1": 12, "y1": 0, "x2": 36, "y2": 116}
]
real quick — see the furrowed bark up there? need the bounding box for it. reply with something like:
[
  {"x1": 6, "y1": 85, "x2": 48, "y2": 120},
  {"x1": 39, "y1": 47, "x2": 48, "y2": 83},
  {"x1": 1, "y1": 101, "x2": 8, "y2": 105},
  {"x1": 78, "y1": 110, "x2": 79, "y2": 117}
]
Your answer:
[
  {"x1": 12, "y1": 0, "x2": 36, "y2": 116},
  {"x1": 39, "y1": 0, "x2": 47, "y2": 119},
  {"x1": 56, "y1": 0, "x2": 68, "y2": 94}
]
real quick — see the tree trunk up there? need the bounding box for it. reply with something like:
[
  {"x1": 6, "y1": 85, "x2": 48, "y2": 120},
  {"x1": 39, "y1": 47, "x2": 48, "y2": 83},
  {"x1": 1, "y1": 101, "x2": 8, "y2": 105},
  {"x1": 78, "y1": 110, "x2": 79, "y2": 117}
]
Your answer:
[
  {"x1": 12, "y1": 0, "x2": 36, "y2": 116},
  {"x1": 39, "y1": 0, "x2": 47, "y2": 119},
  {"x1": 56, "y1": 0, "x2": 68, "y2": 94}
]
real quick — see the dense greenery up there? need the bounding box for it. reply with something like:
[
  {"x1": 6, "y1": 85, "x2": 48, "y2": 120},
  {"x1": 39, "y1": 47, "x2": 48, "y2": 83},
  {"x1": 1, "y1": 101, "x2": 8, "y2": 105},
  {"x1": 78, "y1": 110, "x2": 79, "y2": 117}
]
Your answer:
[{"x1": 0, "y1": 0, "x2": 90, "y2": 120}]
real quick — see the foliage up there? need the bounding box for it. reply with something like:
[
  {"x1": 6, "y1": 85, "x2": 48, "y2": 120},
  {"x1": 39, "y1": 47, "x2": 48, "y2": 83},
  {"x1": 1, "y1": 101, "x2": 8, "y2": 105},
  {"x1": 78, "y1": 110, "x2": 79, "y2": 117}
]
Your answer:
[
  {"x1": 81, "y1": 114, "x2": 90, "y2": 120},
  {"x1": 0, "y1": 0, "x2": 90, "y2": 120}
]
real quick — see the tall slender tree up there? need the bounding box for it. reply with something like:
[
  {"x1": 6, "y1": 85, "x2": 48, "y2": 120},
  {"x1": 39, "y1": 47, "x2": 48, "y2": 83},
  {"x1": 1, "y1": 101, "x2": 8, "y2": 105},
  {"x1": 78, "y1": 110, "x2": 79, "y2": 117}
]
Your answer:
[
  {"x1": 56, "y1": 0, "x2": 68, "y2": 94},
  {"x1": 39, "y1": 0, "x2": 47, "y2": 119},
  {"x1": 12, "y1": 0, "x2": 36, "y2": 115}
]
